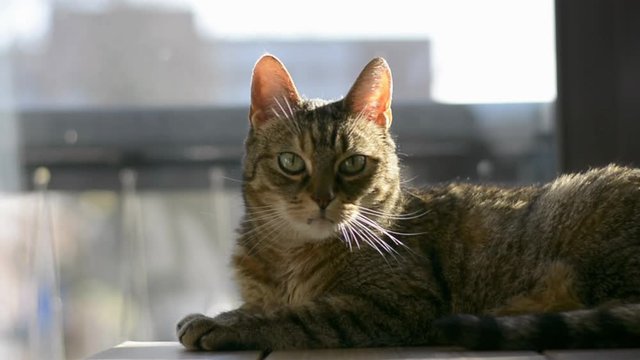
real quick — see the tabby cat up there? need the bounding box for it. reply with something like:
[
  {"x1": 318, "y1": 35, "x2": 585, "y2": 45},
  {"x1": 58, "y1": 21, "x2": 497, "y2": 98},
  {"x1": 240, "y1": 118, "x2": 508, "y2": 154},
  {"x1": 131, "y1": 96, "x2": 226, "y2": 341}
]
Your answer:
[{"x1": 177, "y1": 54, "x2": 640, "y2": 351}]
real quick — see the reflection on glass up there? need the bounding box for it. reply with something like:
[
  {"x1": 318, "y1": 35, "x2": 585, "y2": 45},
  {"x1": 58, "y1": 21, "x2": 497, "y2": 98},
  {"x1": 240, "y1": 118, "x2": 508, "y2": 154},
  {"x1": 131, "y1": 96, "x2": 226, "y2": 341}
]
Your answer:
[{"x1": 27, "y1": 167, "x2": 64, "y2": 360}]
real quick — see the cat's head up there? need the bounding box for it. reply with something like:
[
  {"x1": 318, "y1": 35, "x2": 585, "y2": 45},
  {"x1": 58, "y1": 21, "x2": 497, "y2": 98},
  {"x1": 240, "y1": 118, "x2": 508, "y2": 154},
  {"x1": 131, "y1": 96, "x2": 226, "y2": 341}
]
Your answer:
[{"x1": 242, "y1": 54, "x2": 401, "y2": 246}]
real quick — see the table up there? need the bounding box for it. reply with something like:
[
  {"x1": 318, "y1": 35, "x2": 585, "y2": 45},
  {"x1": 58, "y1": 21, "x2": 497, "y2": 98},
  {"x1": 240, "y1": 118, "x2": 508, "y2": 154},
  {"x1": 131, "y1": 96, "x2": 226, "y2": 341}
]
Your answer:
[{"x1": 88, "y1": 341, "x2": 640, "y2": 360}]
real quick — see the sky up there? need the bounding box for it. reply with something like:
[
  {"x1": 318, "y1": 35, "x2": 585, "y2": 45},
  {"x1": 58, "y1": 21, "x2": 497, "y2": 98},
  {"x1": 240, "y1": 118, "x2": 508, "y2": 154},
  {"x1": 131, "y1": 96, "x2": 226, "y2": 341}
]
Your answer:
[{"x1": 0, "y1": 0, "x2": 556, "y2": 103}]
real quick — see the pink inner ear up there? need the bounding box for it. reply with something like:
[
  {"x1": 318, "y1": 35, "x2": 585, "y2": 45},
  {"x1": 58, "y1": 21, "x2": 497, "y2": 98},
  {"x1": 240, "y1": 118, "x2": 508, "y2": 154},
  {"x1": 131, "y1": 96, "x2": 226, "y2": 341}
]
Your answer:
[
  {"x1": 250, "y1": 55, "x2": 301, "y2": 127},
  {"x1": 344, "y1": 58, "x2": 393, "y2": 128}
]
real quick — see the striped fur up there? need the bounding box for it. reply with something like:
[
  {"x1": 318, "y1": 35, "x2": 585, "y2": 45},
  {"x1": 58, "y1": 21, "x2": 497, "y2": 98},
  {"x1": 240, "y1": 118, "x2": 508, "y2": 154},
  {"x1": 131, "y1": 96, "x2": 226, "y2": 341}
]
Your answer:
[
  {"x1": 435, "y1": 304, "x2": 640, "y2": 349},
  {"x1": 177, "y1": 55, "x2": 640, "y2": 351}
]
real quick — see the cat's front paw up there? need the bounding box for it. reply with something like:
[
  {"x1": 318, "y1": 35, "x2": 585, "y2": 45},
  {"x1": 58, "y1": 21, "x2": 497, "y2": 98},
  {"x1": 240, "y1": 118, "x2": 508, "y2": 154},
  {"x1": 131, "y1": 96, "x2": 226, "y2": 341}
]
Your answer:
[
  {"x1": 177, "y1": 313, "x2": 217, "y2": 350},
  {"x1": 176, "y1": 312, "x2": 255, "y2": 351}
]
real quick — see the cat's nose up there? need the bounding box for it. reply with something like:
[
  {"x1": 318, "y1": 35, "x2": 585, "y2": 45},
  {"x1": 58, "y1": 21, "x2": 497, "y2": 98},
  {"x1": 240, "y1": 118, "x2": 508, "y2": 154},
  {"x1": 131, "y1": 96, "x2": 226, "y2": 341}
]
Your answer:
[{"x1": 312, "y1": 192, "x2": 335, "y2": 210}]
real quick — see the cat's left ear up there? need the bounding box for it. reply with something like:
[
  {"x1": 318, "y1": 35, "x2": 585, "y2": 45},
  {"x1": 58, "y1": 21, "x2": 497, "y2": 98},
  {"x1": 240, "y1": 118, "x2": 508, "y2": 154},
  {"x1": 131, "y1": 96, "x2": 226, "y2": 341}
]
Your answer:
[
  {"x1": 344, "y1": 57, "x2": 393, "y2": 129},
  {"x1": 250, "y1": 54, "x2": 301, "y2": 128}
]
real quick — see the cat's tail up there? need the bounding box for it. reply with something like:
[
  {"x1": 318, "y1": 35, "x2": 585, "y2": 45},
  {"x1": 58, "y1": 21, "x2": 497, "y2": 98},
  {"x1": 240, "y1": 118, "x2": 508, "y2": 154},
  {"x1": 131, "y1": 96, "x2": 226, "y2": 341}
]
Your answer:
[{"x1": 433, "y1": 303, "x2": 640, "y2": 350}]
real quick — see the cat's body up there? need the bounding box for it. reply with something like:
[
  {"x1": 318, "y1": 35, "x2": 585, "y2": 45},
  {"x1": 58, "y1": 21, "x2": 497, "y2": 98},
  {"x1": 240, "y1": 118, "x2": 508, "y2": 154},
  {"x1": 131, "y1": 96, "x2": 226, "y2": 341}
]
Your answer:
[{"x1": 177, "y1": 55, "x2": 640, "y2": 351}]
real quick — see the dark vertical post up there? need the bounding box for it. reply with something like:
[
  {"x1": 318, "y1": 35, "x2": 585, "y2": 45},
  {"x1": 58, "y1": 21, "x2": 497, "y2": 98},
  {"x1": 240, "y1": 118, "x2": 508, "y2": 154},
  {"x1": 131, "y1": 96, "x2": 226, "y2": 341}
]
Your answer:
[{"x1": 555, "y1": 0, "x2": 640, "y2": 172}]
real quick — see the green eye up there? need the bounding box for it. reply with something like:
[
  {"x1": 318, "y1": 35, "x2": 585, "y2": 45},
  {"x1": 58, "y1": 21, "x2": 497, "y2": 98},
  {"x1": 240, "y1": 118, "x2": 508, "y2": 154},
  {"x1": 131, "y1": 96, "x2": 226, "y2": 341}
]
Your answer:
[
  {"x1": 339, "y1": 155, "x2": 367, "y2": 175},
  {"x1": 277, "y1": 152, "x2": 306, "y2": 175}
]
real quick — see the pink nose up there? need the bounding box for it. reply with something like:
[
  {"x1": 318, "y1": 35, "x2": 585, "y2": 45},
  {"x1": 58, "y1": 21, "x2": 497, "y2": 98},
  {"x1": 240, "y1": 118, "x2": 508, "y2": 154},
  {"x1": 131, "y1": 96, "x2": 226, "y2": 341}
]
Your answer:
[{"x1": 312, "y1": 193, "x2": 334, "y2": 210}]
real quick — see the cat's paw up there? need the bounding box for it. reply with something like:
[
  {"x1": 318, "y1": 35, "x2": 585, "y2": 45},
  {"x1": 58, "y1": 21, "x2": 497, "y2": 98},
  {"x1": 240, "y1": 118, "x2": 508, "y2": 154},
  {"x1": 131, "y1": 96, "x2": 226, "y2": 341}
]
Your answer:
[
  {"x1": 177, "y1": 313, "x2": 216, "y2": 350},
  {"x1": 176, "y1": 312, "x2": 254, "y2": 351}
]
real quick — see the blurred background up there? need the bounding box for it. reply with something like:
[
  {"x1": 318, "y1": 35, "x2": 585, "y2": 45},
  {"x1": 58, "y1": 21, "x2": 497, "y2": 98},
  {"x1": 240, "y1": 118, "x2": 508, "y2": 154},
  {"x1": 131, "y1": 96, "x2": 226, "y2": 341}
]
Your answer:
[{"x1": 2, "y1": 0, "x2": 638, "y2": 358}]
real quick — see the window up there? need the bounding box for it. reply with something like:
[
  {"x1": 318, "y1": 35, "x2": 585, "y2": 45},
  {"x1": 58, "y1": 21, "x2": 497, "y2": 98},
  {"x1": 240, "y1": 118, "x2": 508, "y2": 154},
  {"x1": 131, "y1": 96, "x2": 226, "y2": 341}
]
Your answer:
[{"x1": 0, "y1": 0, "x2": 556, "y2": 358}]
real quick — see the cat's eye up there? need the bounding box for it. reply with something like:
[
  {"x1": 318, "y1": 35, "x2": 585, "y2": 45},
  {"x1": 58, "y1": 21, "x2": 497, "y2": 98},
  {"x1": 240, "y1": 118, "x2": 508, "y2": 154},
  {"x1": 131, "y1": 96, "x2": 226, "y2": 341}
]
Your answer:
[
  {"x1": 339, "y1": 155, "x2": 367, "y2": 176},
  {"x1": 277, "y1": 152, "x2": 306, "y2": 175}
]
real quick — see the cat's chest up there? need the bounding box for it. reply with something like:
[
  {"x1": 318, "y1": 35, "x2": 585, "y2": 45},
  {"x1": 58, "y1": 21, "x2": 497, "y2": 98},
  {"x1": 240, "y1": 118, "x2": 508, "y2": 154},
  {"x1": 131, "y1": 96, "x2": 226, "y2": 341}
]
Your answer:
[
  {"x1": 279, "y1": 250, "x2": 337, "y2": 305},
  {"x1": 238, "y1": 243, "x2": 344, "y2": 308},
  {"x1": 278, "y1": 246, "x2": 341, "y2": 304}
]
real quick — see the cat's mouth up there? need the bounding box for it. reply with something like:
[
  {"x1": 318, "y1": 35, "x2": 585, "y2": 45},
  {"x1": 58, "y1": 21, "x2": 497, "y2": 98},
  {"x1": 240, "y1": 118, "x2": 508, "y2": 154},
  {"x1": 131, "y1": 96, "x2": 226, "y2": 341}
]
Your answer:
[
  {"x1": 284, "y1": 202, "x2": 355, "y2": 241},
  {"x1": 291, "y1": 211, "x2": 340, "y2": 240},
  {"x1": 306, "y1": 217, "x2": 335, "y2": 225}
]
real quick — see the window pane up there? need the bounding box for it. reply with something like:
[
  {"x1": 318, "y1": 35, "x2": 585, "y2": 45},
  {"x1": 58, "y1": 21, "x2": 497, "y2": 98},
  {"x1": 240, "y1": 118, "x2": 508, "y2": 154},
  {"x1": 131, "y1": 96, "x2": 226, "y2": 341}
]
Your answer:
[
  {"x1": 0, "y1": 1, "x2": 556, "y2": 358},
  {"x1": 4, "y1": 0, "x2": 554, "y2": 107}
]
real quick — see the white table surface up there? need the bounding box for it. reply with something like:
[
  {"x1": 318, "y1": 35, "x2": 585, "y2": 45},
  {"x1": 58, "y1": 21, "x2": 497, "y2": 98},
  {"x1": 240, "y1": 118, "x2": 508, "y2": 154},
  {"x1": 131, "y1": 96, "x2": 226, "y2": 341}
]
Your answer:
[{"x1": 87, "y1": 341, "x2": 640, "y2": 360}]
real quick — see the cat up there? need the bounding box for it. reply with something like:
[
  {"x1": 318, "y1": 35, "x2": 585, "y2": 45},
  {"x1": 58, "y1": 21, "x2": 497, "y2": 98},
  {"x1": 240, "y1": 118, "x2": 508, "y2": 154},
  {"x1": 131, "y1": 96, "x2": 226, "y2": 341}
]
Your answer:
[{"x1": 177, "y1": 54, "x2": 640, "y2": 351}]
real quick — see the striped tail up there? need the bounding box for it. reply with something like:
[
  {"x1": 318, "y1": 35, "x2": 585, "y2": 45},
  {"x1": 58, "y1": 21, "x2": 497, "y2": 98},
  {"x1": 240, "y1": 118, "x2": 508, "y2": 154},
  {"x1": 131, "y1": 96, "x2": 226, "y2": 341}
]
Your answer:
[{"x1": 433, "y1": 304, "x2": 640, "y2": 350}]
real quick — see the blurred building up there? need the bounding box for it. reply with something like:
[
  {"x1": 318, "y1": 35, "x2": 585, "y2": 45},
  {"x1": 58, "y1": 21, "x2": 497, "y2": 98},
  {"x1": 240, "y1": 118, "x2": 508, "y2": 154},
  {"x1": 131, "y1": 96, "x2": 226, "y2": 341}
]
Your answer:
[
  {"x1": 10, "y1": 6, "x2": 215, "y2": 108},
  {"x1": 8, "y1": 4, "x2": 431, "y2": 109}
]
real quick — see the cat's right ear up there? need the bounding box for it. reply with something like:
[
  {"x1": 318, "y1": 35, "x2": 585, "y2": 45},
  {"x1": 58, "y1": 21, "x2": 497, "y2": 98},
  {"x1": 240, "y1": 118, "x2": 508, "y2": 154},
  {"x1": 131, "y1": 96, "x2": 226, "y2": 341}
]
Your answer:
[{"x1": 250, "y1": 55, "x2": 301, "y2": 128}]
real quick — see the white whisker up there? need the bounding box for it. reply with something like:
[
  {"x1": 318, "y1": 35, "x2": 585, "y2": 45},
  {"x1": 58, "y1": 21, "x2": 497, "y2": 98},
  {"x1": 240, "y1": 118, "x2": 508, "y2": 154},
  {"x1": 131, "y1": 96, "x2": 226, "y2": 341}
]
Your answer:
[
  {"x1": 348, "y1": 223, "x2": 361, "y2": 250},
  {"x1": 245, "y1": 204, "x2": 277, "y2": 209},
  {"x1": 358, "y1": 211, "x2": 427, "y2": 237},
  {"x1": 240, "y1": 212, "x2": 283, "y2": 225},
  {"x1": 351, "y1": 216, "x2": 397, "y2": 257},
  {"x1": 342, "y1": 221, "x2": 361, "y2": 250},
  {"x1": 359, "y1": 221, "x2": 396, "y2": 253},
  {"x1": 350, "y1": 221, "x2": 386, "y2": 257},
  {"x1": 244, "y1": 207, "x2": 282, "y2": 216},
  {"x1": 357, "y1": 205, "x2": 429, "y2": 220},
  {"x1": 242, "y1": 218, "x2": 288, "y2": 255},
  {"x1": 356, "y1": 214, "x2": 404, "y2": 247},
  {"x1": 338, "y1": 224, "x2": 353, "y2": 252},
  {"x1": 242, "y1": 215, "x2": 284, "y2": 237}
]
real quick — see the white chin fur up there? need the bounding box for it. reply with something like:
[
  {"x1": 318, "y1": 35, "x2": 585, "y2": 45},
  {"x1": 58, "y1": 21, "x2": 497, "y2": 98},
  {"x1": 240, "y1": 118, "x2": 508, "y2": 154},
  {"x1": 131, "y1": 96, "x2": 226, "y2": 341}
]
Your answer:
[{"x1": 289, "y1": 218, "x2": 337, "y2": 241}]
